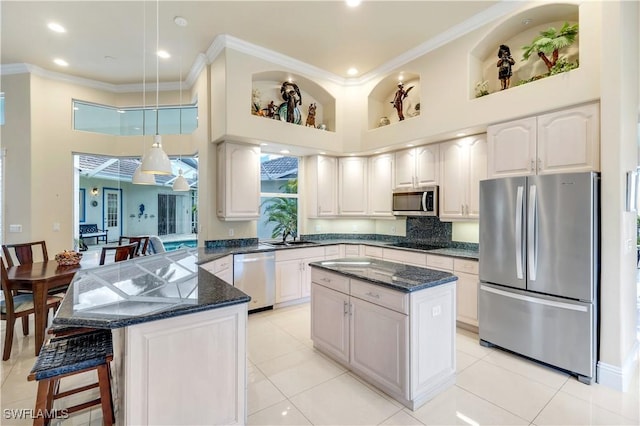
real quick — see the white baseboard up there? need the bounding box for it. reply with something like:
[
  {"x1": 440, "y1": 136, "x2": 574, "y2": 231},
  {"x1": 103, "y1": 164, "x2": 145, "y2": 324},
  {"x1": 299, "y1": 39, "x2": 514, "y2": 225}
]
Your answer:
[{"x1": 597, "y1": 340, "x2": 639, "y2": 392}]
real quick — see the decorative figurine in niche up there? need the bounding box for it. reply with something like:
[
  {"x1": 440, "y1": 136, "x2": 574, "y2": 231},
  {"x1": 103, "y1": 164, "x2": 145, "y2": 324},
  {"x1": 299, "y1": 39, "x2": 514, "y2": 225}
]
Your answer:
[
  {"x1": 378, "y1": 116, "x2": 390, "y2": 127},
  {"x1": 391, "y1": 82, "x2": 413, "y2": 121},
  {"x1": 305, "y1": 103, "x2": 317, "y2": 127},
  {"x1": 497, "y1": 44, "x2": 515, "y2": 90},
  {"x1": 278, "y1": 81, "x2": 302, "y2": 124}
]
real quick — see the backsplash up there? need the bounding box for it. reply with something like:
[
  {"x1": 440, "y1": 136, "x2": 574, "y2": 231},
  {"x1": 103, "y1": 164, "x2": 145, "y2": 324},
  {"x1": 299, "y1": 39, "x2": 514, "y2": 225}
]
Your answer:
[{"x1": 404, "y1": 216, "x2": 452, "y2": 246}]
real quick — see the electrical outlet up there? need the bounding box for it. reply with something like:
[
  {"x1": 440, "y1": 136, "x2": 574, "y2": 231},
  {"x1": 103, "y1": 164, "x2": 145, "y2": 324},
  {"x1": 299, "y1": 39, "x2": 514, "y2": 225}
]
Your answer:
[
  {"x1": 228, "y1": 228, "x2": 234, "y2": 237},
  {"x1": 432, "y1": 305, "x2": 442, "y2": 317},
  {"x1": 53, "y1": 222, "x2": 61, "y2": 232},
  {"x1": 391, "y1": 225, "x2": 396, "y2": 234},
  {"x1": 315, "y1": 225, "x2": 321, "y2": 232},
  {"x1": 9, "y1": 224, "x2": 22, "y2": 233}
]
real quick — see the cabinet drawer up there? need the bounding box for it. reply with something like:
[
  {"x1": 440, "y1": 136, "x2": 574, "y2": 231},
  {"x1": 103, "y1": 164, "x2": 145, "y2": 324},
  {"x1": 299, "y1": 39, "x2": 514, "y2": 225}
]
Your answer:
[
  {"x1": 276, "y1": 246, "x2": 325, "y2": 261},
  {"x1": 344, "y1": 244, "x2": 361, "y2": 257},
  {"x1": 426, "y1": 255, "x2": 454, "y2": 271},
  {"x1": 311, "y1": 268, "x2": 350, "y2": 294},
  {"x1": 324, "y1": 245, "x2": 341, "y2": 257},
  {"x1": 350, "y1": 279, "x2": 408, "y2": 314},
  {"x1": 363, "y1": 245, "x2": 383, "y2": 258},
  {"x1": 453, "y1": 258, "x2": 478, "y2": 275},
  {"x1": 383, "y1": 249, "x2": 426, "y2": 266}
]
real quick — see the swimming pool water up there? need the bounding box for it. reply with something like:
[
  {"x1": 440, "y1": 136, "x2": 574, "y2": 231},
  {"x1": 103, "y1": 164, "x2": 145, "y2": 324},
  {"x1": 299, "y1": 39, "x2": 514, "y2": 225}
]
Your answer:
[{"x1": 163, "y1": 240, "x2": 198, "y2": 251}]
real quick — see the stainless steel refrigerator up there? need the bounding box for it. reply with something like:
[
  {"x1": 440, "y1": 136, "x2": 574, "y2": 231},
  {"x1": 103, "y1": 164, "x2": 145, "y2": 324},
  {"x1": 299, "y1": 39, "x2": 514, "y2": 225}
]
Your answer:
[{"x1": 479, "y1": 172, "x2": 599, "y2": 384}]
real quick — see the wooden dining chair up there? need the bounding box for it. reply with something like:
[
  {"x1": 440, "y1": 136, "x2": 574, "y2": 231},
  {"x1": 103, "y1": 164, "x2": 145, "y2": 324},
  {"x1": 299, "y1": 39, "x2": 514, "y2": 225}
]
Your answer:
[
  {"x1": 118, "y1": 236, "x2": 150, "y2": 256},
  {"x1": 2, "y1": 241, "x2": 49, "y2": 268},
  {"x1": 1, "y1": 257, "x2": 62, "y2": 360},
  {"x1": 99, "y1": 243, "x2": 137, "y2": 265}
]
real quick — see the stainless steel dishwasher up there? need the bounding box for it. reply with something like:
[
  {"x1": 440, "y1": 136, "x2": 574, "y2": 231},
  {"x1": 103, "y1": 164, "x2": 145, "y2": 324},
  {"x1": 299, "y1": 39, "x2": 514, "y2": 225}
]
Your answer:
[{"x1": 233, "y1": 251, "x2": 275, "y2": 312}]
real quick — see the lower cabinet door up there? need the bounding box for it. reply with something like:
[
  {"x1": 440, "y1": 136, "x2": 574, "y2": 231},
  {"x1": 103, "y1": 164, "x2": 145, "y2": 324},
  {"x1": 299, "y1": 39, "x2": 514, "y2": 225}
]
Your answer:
[
  {"x1": 276, "y1": 259, "x2": 302, "y2": 303},
  {"x1": 456, "y1": 271, "x2": 478, "y2": 326},
  {"x1": 350, "y1": 297, "x2": 409, "y2": 398},
  {"x1": 311, "y1": 283, "x2": 350, "y2": 364}
]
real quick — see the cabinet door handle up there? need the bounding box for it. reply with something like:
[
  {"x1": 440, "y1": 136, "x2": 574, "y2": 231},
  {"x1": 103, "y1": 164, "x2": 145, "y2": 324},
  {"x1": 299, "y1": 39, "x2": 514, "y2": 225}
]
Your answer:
[
  {"x1": 537, "y1": 158, "x2": 542, "y2": 172},
  {"x1": 321, "y1": 277, "x2": 331, "y2": 283},
  {"x1": 365, "y1": 291, "x2": 380, "y2": 299},
  {"x1": 530, "y1": 159, "x2": 535, "y2": 171},
  {"x1": 344, "y1": 301, "x2": 349, "y2": 315},
  {"x1": 461, "y1": 204, "x2": 464, "y2": 215}
]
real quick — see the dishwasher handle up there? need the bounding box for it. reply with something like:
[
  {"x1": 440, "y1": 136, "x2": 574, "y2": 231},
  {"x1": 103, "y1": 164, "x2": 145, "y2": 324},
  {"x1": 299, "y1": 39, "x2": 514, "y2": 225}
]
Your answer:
[{"x1": 234, "y1": 254, "x2": 275, "y2": 263}]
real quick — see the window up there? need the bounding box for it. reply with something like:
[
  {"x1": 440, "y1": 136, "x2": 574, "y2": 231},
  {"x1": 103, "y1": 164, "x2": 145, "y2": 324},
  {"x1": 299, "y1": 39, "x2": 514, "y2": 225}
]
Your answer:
[
  {"x1": 0, "y1": 92, "x2": 5, "y2": 126},
  {"x1": 258, "y1": 155, "x2": 299, "y2": 241},
  {"x1": 72, "y1": 100, "x2": 198, "y2": 136}
]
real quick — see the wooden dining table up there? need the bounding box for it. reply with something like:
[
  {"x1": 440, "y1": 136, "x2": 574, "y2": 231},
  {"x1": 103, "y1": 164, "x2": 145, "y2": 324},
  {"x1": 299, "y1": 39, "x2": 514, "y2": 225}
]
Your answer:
[{"x1": 6, "y1": 260, "x2": 81, "y2": 355}]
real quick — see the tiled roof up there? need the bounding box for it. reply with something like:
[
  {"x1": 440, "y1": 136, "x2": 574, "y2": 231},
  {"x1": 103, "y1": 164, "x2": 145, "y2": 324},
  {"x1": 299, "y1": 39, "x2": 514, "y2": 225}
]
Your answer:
[
  {"x1": 261, "y1": 156, "x2": 298, "y2": 180},
  {"x1": 78, "y1": 155, "x2": 197, "y2": 187}
]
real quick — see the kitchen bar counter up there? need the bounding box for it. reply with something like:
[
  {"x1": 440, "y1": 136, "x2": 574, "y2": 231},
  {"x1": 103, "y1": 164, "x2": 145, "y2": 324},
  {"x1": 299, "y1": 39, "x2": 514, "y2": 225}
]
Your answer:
[
  {"x1": 54, "y1": 248, "x2": 250, "y2": 329},
  {"x1": 53, "y1": 248, "x2": 249, "y2": 425},
  {"x1": 309, "y1": 257, "x2": 457, "y2": 292}
]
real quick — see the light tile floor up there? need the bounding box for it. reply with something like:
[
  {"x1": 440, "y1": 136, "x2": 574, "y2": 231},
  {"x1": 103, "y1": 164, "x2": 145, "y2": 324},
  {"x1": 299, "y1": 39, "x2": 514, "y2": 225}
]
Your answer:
[{"x1": 1, "y1": 303, "x2": 639, "y2": 425}]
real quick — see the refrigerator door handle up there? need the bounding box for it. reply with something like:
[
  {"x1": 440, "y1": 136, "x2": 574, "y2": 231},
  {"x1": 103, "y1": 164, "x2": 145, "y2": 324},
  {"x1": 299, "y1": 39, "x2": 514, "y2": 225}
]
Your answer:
[
  {"x1": 515, "y1": 185, "x2": 524, "y2": 280},
  {"x1": 480, "y1": 285, "x2": 588, "y2": 312},
  {"x1": 528, "y1": 184, "x2": 538, "y2": 281}
]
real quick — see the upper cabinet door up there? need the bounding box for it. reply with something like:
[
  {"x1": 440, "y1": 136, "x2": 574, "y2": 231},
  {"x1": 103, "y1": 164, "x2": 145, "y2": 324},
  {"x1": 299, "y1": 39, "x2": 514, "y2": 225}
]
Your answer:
[
  {"x1": 306, "y1": 155, "x2": 338, "y2": 217},
  {"x1": 217, "y1": 142, "x2": 261, "y2": 220},
  {"x1": 415, "y1": 144, "x2": 439, "y2": 187},
  {"x1": 487, "y1": 117, "x2": 537, "y2": 178},
  {"x1": 439, "y1": 140, "x2": 466, "y2": 219},
  {"x1": 536, "y1": 103, "x2": 600, "y2": 175},
  {"x1": 394, "y1": 148, "x2": 416, "y2": 189},
  {"x1": 338, "y1": 157, "x2": 368, "y2": 215},
  {"x1": 466, "y1": 135, "x2": 488, "y2": 219},
  {"x1": 368, "y1": 154, "x2": 394, "y2": 217}
]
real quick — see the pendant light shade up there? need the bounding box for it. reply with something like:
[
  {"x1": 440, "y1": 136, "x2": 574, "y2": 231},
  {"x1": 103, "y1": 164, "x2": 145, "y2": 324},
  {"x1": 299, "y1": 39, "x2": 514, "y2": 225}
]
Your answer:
[
  {"x1": 141, "y1": 134, "x2": 172, "y2": 175},
  {"x1": 172, "y1": 169, "x2": 190, "y2": 191},
  {"x1": 132, "y1": 164, "x2": 156, "y2": 185}
]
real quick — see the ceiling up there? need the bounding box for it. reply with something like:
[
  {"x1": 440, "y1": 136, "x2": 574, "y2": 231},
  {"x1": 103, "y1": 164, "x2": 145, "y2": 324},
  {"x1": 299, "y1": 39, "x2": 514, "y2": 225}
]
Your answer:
[{"x1": 1, "y1": 1, "x2": 503, "y2": 86}]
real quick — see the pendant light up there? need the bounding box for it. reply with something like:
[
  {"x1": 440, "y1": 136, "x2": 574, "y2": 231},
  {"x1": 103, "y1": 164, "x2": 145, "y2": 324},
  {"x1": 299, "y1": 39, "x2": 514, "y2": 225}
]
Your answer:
[
  {"x1": 172, "y1": 16, "x2": 189, "y2": 192},
  {"x1": 133, "y1": 1, "x2": 156, "y2": 185},
  {"x1": 141, "y1": 0, "x2": 172, "y2": 175}
]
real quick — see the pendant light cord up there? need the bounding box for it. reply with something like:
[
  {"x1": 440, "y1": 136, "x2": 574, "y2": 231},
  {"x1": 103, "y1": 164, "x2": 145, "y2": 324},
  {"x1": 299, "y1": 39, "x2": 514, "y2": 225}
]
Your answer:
[
  {"x1": 155, "y1": 0, "x2": 160, "y2": 139},
  {"x1": 142, "y1": 1, "x2": 146, "y2": 150}
]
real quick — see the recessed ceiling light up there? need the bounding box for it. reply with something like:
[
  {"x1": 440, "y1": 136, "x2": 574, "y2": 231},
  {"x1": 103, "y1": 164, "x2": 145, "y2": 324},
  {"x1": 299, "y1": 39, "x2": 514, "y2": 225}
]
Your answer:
[
  {"x1": 157, "y1": 50, "x2": 171, "y2": 59},
  {"x1": 47, "y1": 22, "x2": 66, "y2": 33},
  {"x1": 260, "y1": 143, "x2": 268, "y2": 146},
  {"x1": 53, "y1": 58, "x2": 68, "y2": 67},
  {"x1": 319, "y1": 151, "x2": 326, "y2": 155},
  {"x1": 280, "y1": 149, "x2": 290, "y2": 154},
  {"x1": 406, "y1": 143, "x2": 414, "y2": 147},
  {"x1": 456, "y1": 132, "x2": 466, "y2": 137},
  {"x1": 347, "y1": 67, "x2": 358, "y2": 76},
  {"x1": 346, "y1": 0, "x2": 361, "y2": 7}
]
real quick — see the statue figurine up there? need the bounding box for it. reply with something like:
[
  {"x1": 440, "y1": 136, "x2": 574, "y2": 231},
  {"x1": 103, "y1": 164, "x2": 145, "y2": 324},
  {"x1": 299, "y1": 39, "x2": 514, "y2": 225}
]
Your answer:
[
  {"x1": 278, "y1": 81, "x2": 302, "y2": 124},
  {"x1": 264, "y1": 100, "x2": 277, "y2": 119},
  {"x1": 306, "y1": 103, "x2": 317, "y2": 127},
  {"x1": 391, "y1": 82, "x2": 413, "y2": 121},
  {"x1": 497, "y1": 44, "x2": 515, "y2": 90}
]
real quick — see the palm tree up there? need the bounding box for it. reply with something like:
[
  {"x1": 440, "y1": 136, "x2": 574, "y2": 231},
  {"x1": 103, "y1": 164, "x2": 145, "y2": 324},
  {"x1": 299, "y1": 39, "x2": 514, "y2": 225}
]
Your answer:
[
  {"x1": 522, "y1": 22, "x2": 579, "y2": 73},
  {"x1": 263, "y1": 179, "x2": 298, "y2": 242}
]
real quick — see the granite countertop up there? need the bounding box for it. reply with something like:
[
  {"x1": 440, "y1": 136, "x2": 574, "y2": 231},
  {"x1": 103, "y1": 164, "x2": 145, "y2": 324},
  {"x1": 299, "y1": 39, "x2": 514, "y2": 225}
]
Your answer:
[
  {"x1": 310, "y1": 257, "x2": 458, "y2": 293},
  {"x1": 197, "y1": 239, "x2": 479, "y2": 264},
  {"x1": 54, "y1": 249, "x2": 250, "y2": 329}
]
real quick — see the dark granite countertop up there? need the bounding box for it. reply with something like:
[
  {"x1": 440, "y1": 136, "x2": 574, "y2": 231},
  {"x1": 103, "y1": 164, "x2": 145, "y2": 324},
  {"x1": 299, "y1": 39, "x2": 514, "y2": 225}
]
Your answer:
[
  {"x1": 54, "y1": 249, "x2": 250, "y2": 329},
  {"x1": 197, "y1": 239, "x2": 478, "y2": 265},
  {"x1": 310, "y1": 257, "x2": 458, "y2": 293}
]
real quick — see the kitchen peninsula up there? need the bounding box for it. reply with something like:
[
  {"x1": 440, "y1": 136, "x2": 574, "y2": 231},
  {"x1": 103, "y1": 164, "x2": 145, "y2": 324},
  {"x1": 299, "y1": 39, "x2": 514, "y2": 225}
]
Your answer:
[
  {"x1": 309, "y1": 257, "x2": 458, "y2": 410},
  {"x1": 53, "y1": 249, "x2": 250, "y2": 425}
]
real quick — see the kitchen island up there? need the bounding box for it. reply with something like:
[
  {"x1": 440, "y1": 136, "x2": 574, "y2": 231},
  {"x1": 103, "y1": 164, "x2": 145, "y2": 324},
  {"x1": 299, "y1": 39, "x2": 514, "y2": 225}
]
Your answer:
[
  {"x1": 54, "y1": 249, "x2": 250, "y2": 425},
  {"x1": 309, "y1": 257, "x2": 458, "y2": 410}
]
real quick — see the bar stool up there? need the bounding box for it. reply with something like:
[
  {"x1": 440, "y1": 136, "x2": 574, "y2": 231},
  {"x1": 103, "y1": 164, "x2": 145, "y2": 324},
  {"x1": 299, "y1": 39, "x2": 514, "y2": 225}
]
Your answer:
[{"x1": 28, "y1": 330, "x2": 114, "y2": 426}]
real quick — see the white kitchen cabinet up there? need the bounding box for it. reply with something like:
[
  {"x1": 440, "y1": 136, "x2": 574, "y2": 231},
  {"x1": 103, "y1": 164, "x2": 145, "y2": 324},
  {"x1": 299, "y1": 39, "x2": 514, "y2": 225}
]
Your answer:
[
  {"x1": 368, "y1": 153, "x2": 394, "y2": 216},
  {"x1": 311, "y1": 267, "x2": 456, "y2": 410},
  {"x1": 363, "y1": 245, "x2": 383, "y2": 259},
  {"x1": 426, "y1": 254, "x2": 478, "y2": 329},
  {"x1": 306, "y1": 155, "x2": 338, "y2": 217},
  {"x1": 201, "y1": 255, "x2": 233, "y2": 284},
  {"x1": 311, "y1": 283, "x2": 350, "y2": 364},
  {"x1": 275, "y1": 246, "x2": 325, "y2": 303},
  {"x1": 394, "y1": 145, "x2": 439, "y2": 189},
  {"x1": 344, "y1": 244, "x2": 362, "y2": 257},
  {"x1": 338, "y1": 156, "x2": 368, "y2": 215},
  {"x1": 439, "y1": 135, "x2": 487, "y2": 220},
  {"x1": 217, "y1": 141, "x2": 261, "y2": 220},
  {"x1": 382, "y1": 248, "x2": 426, "y2": 267},
  {"x1": 350, "y1": 296, "x2": 408, "y2": 397},
  {"x1": 537, "y1": 103, "x2": 600, "y2": 175},
  {"x1": 487, "y1": 103, "x2": 600, "y2": 178}
]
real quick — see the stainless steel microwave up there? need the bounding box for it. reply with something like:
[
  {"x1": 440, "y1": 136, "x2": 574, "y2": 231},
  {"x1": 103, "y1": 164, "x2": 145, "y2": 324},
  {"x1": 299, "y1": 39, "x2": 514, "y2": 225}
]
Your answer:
[{"x1": 392, "y1": 186, "x2": 438, "y2": 216}]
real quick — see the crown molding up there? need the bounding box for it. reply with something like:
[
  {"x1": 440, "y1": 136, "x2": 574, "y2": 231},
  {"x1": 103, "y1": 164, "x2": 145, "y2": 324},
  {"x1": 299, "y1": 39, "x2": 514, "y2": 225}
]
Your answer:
[{"x1": 1, "y1": 1, "x2": 519, "y2": 93}]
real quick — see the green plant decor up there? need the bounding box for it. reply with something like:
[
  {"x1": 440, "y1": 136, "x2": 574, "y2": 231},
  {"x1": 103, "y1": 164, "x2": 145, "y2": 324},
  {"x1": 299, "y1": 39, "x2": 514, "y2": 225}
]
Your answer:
[
  {"x1": 474, "y1": 80, "x2": 489, "y2": 98},
  {"x1": 263, "y1": 179, "x2": 298, "y2": 242},
  {"x1": 518, "y1": 22, "x2": 579, "y2": 86}
]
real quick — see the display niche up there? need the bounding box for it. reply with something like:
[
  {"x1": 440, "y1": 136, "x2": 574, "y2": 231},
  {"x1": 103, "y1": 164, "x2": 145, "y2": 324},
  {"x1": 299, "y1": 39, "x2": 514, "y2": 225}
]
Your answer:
[
  {"x1": 469, "y1": 3, "x2": 579, "y2": 99},
  {"x1": 367, "y1": 73, "x2": 420, "y2": 131},
  {"x1": 251, "y1": 71, "x2": 336, "y2": 132}
]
